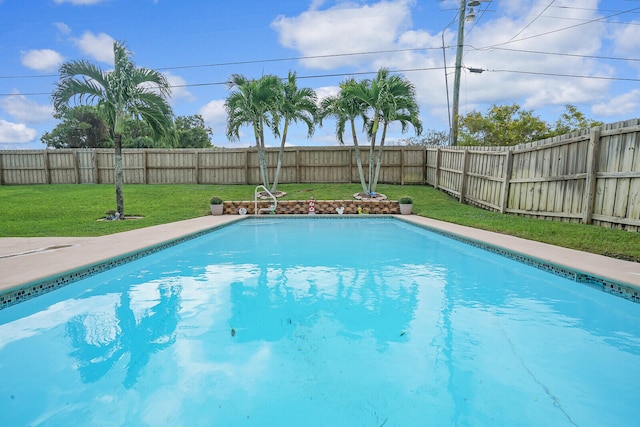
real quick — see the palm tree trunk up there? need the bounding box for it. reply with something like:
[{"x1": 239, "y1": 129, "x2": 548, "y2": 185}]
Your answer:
[
  {"x1": 271, "y1": 120, "x2": 288, "y2": 193},
  {"x1": 114, "y1": 133, "x2": 124, "y2": 216},
  {"x1": 368, "y1": 119, "x2": 379, "y2": 194},
  {"x1": 371, "y1": 123, "x2": 388, "y2": 193},
  {"x1": 258, "y1": 121, "x2": 269, "y2": 188},
  {"x1": 350, "y1": 119, "x2": 368, "y2": 193}
]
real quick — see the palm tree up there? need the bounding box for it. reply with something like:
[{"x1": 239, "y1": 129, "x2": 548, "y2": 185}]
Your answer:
[
  {"x1": 271, "y1": 71, "x2": 317, "y2": 193},
  {"x1": 51, "y1": 41, "x2": 174, "y2": 216},
  {"x1": 318, "y1": 78, "x2": 369, "y2": 193},
  {"x1": 225, "y1": 74, "x2": 281, "y2": 188},
  {"x1": 371, "y1": 72, "x2": 423, "y2": 191},
  {"x1": 342, "y1": 68, "x2": 422, "y2": 195}
]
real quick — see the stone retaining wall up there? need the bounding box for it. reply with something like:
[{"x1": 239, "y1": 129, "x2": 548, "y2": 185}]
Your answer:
[{"x1": 222, "y1": 200, "x2": 401, "y2": 215}]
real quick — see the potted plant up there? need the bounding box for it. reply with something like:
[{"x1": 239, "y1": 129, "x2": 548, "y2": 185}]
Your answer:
[
  {"x1": 399, "y1": 196, "x2": 413, "y2": 215},
  {"x1": 210, "y1": 196, "x2": 224, "y2": 215}
]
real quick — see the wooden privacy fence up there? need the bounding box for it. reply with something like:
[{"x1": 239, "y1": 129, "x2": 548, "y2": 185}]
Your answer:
[
  {"x1": 0, "y1": 146, "x2": 427, "y2": 186},
  {"x1": 426, "y1": 119, "x2": 640, "y2": 231},
  {"x1": 2, "y1": 119, "x2": 639, "y2": 230}
]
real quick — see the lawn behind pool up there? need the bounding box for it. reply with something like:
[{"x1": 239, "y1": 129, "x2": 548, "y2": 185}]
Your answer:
[{"x1": 1, "y1": 183, "x2": 639, "y2": 262}]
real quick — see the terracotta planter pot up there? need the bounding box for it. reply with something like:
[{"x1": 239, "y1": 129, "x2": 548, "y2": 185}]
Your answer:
[
  {"x1": 399, "y1": 203, "x2": 412, "y2": 215},
  {"x1": 210, "y1": 204, "x2": 224, "y2": 215}
]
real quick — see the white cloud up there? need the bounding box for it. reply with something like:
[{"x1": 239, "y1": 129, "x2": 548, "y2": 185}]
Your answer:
[
  {"x1": 592, "y1": 89, "x2": 640, "y2": 118},
  {"x1": 314, "y1": 85, "x2": 339, "y2": 102},
  {"x1": 163, "y1": 72, "x2": 195, "y2": 103},
  {"x1": 53, "y1": 22, "x2": 72, "y2": 34},
  {"x1": 0, "y1": 92, "x2": 53, "y2": 123},
  {"x1": 309, "y1": 0, "x2": 326, "y2": 11},
  {"x1": 271, "y1": 0, "x2": 415, "y2": 69},
  {"x1": 73, "y1": 31, "x2": 114, "y2": 63},
  {"x1": 198, "y1": 99, "x2": 227, "y2": 135},
  {"x1": 610, "y1": 19, "x2": 640, "y2": 73},
  {"x1": 20, "y1": 49, "x2": 64, "y2": 71},
  {"x1": 270, "y1": 0, "x2": 625, "y2": 129},
  {"x1": 0, "y1": 120, "x2": 38, "y2": 144}
]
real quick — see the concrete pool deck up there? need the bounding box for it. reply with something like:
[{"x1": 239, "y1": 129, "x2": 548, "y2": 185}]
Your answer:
[{"x1": 1, "y1": 214, "x2": 639, "y2": 304}]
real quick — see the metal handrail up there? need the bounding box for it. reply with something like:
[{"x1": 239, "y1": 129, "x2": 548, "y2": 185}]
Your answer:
[{"x1": 254, "y1": 185, "x2": 277, "y2": 215}]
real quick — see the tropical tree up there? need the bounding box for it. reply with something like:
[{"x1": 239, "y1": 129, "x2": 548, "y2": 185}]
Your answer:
[
  {"x1": 318, "y1": 78, "x2": 369, "y2": 193},
  {"x1": 175, "y1": 114, "x2": 214, "y2": 148},
  {"x1": 225, "y1": 74, "x2": 281, "y2": 188},
  {"x1": 549, "y1": 104, "x2": 603, "y2": 136},
  {"x1": 342, "y1": 68, "x2": 422, "y2": 195},
  {"x1": 41, "y1": 105, "x2": 111, "y2": 149},
  {"x1": 398, "y1": 129, "x2": 449, "y2": 146},
  {"x1": 458, "y1": 104, "x2": 548, "y2": 146},
  {"x1": 271, "y1": 71, "x2": 317, "y2": 193},
  {"x1": 51, "y1": 41, "x2": 174, "y2": 216}
]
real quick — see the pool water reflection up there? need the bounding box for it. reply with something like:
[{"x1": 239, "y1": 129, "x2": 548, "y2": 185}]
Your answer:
[{"x1": 0, "y1": 218, "x2": 639, "y2": 426}]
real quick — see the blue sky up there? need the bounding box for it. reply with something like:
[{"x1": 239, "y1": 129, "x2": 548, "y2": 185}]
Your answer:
[{"x1": 1, "y1": 0, "x2": 639, "y2": 149}]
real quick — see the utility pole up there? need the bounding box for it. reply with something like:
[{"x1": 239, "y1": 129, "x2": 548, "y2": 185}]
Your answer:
[{"x1": 451, "y1": 0, "x2": 467, "y2": 146}]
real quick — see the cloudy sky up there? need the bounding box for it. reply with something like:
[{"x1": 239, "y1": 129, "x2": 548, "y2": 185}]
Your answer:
[{"x1": 1, "y1": 0, "x2": 639, "y2": 149}]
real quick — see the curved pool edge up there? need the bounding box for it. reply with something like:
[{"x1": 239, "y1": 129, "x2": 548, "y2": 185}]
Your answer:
[{"x1": 0, "y1": 215, "x2": 245, "y2": 309}]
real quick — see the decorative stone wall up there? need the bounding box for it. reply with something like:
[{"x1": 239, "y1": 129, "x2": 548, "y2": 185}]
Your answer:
[{"x1": 222, "y1": 200, "x2": 401, "y2": 215}]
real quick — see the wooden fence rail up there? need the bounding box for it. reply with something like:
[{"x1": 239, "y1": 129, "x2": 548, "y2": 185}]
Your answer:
[{"x1": 0, "y1": 146, "x2": 427, "y2": 186}]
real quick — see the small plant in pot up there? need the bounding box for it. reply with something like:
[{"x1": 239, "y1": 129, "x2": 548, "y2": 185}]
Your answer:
[
  {"x1": 210, "y1": 196, "x2": 224, "y2": 216},
  {"x1": 398, "y1": 196, "x2": 413, "y2": 215}
]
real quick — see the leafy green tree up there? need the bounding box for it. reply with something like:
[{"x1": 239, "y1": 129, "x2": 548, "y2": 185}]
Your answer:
[
  {"x1": 41, "y1": 106, "x2": 111, "y2": 149},
  {"x1": 51, "y1": 41, "x2": 174, "y2": 215},
  {"x1": 121, "y1": 118, "x2": 159, "y2": 148},
  {"x1": 175, "y1": 114, "x2": 213, "y2": 148},
  {"x1": 342, "y1": 68, "x2": 422, "y2": 194},
  {"x1": 399, "y1": 129, "x2": 449, "y2": 146},
  {"x1": 458, "y1": 104, "x2": 547, "y2": 146},
  {"x1": 549, "y1": 104, "x2": 604, "y2": 136},
  {"x1": 225, "y1": 74, "x2": 281, "y2": 188},
  {"x1": 271, "y1": 71, "x2": 317, "y2": 193},
  {"x1": 318, "y1": 78, "x2": 370, "y2": 193}
]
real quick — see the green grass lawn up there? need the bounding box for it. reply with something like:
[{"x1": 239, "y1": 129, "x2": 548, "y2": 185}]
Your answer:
[{"x1": 1, "y1": 183, "x2": 639, "y2": 262}]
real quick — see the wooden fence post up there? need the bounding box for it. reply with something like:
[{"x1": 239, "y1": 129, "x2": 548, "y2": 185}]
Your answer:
[
  {"x1": 142, "y1": 150, "x2": 148, "y2": 184},
  {"x1": 43, "y1": 150, "x2": 50, "y2": 184},
  {"x1": 244, "y1": 149, "x2": 249, "y2": 184},
  {"x1": 92, "y1": 149, "x2": 99, "y2": 184},
  {"x1": 582, "y1": 128, "x2": 601, "y2": 224},
  {"x1": 499, "y1": 150, "x2": 514, "y2": 213},
  {"x1": 296, "y1": 148, "x2": 301, "y2": 183},
  {"x1": 73, "y1": 150, "x2": 79, "y2": 184},
  {"x1": 459, "y1": 149, "x2": 469, "y2": 203},
  {"x1": 0, "y1": 152, "x2": 4, "y2": 185},
  {"x1": 400, "y1": 146, "x2": 406, "y2": 185},
  {"x1": 194, "y1": 150, "x2": 200, "y2": 184},
  {"x1": 434, "y1": 148, "x2": 441, "y2": 189}
]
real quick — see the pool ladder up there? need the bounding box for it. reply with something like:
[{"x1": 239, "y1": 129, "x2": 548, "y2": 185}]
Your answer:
[{"x1": 254, "y1": 185, "x2": 277, "y2": 215}]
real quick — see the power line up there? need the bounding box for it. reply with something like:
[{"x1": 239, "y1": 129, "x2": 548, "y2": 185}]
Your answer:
[
  {"x1": 0, "y1": 47, "x2": 444, "y2": 80},
  {"x1": 483, "y1": 68, "x2": 640, "y2": 82},
  {"x1": 508, "y1": 0, "x2": 555, "y2": 42},
  {"x1": 3, "y1": 61, "x2": 639, "y2": 98},
  {"x1": 486, "y1": 6, "x2": 640, "y2": 48},
  {"x1": 470, "y1": 46, "x2": 640, "y2": 63},
  {"x1": 541, "y1": 15, "x2": 640, "y2": 26}
]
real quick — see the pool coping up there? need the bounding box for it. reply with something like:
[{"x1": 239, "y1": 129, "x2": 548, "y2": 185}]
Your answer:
[{"x1": 1, "y1": 214, "x2": 639, "y2": 309}]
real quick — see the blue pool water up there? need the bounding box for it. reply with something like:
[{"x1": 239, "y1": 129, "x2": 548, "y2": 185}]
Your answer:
[{"x1": 1, "y1": 217, "x2": 639, "y2": 426}]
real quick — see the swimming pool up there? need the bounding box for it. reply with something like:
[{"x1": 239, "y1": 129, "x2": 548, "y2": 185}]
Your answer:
[{"x1": 1, "y1": 217, "x2": 638, "y2": 426}]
